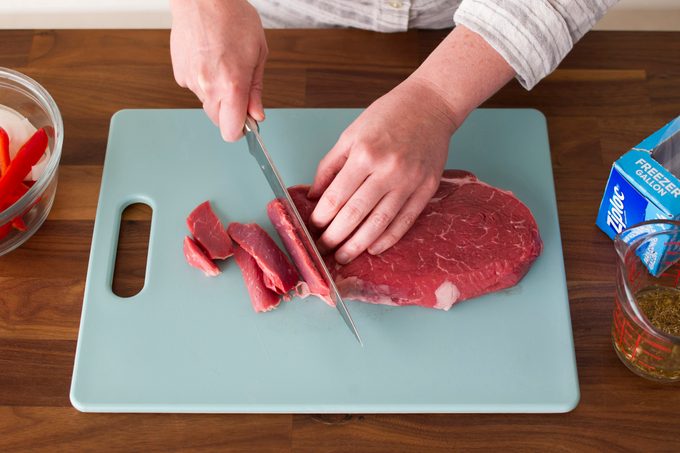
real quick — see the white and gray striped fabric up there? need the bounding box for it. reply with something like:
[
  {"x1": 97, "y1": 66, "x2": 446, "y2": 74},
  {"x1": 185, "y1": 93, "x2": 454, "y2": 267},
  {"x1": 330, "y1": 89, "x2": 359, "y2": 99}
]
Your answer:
[{"x1": 249, "y1": 0, "x2": 618, "y2": 89}]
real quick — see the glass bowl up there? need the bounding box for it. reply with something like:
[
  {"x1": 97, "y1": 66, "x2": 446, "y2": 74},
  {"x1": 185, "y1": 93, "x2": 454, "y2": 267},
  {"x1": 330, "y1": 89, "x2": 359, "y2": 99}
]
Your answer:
[{"x1": 0, "y1": 67, "x2": 63, "y2": 255}]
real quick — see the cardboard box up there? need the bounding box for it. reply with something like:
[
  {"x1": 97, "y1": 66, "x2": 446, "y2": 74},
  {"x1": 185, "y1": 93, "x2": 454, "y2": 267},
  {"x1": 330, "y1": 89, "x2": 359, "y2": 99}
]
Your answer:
[{"x1": 596, "y1": 116, "x2": 680, "y2": 276}]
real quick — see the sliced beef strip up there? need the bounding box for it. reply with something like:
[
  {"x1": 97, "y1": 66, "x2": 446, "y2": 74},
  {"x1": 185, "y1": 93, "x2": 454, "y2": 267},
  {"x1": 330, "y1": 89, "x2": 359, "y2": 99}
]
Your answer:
[
  {"x1": 233, "y1": 246, "x2": 281, "y2": 313},
  {"x1": 227, "y1": 222, "x2": 300, "y2": 295},
  {"x1": 186, "y1": 201, "x2": 233, "y2": 260},
  {"x1": 183, "y1": 236, "x2": 220, "y2": 277},
  {"x1": 266, "y1": 199, "x2": 331, "y2": 305}
]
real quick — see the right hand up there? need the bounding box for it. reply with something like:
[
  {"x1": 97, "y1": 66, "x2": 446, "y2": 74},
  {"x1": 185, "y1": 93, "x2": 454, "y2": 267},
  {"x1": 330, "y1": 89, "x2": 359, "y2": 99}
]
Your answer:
[{"x1": 170, "y1": 0, "x2": 268, "y2": 141}]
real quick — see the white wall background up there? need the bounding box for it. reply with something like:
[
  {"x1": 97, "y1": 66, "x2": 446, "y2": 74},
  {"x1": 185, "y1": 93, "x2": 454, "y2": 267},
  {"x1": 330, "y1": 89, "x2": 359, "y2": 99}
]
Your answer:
[
  {"x1": 0, "y1": 0, "x2": 678, "y2": 30},
  {"x1": 597, "y1": 0, "x2": 680, "y2": 31}
]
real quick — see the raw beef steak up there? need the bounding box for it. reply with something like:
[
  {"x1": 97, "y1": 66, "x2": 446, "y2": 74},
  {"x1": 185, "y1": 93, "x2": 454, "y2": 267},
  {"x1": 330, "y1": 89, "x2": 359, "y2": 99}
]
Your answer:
[
  {"x1": 273, "y1": 169, "x2": 542, "y2": 310},
  {"x1": 227, "y1": 222, "x2": 300, "y2": 295},
  {"x1": 183, "y1": 236, "x2": 220, "y2": 277},
  {"x1": 186, "y1": 201, "x2": 233, "y2": 260},
  {"x1": 233, "y1": 246, "x2": 281, "y2": 312}
]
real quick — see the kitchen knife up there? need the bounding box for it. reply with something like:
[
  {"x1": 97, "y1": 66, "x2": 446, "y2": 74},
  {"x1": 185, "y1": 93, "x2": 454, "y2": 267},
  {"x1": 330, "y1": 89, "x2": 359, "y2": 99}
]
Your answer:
[{"x1": 243, "y1": 115, "x2": 363, "y2": 345}]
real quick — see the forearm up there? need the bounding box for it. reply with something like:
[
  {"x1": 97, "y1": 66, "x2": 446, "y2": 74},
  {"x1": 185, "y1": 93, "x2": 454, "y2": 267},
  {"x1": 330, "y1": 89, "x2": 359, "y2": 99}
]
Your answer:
[{"x1": 407, "y1": 25, "x2": 515, "y2": 131}]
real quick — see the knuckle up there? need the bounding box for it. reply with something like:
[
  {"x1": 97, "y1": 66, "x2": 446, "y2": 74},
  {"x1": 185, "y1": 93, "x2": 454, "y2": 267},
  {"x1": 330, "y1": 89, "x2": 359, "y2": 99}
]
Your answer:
[
  {"x1": 338, "y1": 129, "x2": 353, "y2": 145},
  {"x1": 355, "y1": 144, "x2": 380, "y2": 168},
  {"x1": 200, "y1": 79, "x2": 216, "y2": 95},
  {"x1": 399, "y1": 211, "x2": 418, "y2": 229},
  {"x1": 185, "y1": 82, "x2": 199, "y2": 97},
  {"x1": 223, "y1": 80, "x2": 242, "y2": 98},
  {"x1": 197, "y1": 69, "x2": 216, "y2": 92},
  {"x1": 243, "y1": 38, "x2": 262, "y2": 56},
  {"x1": 343, "y1": 202, "x2": 365, "y2": 224},
  {"x1": 369, "y1": 210, "x2": 391, "y2": 230},
  {"x1": 225, "y1": 71, "x2": 249, "y2": 90},
  {"x1": 173, "y1": 71, "x2": 186, "y2": 87},
  {"x1": 423, "y1": 175, "x2": 440, "y2": 192},
  {"x1": 383, "y1": 154, "x2": 404, "y2": 172},
  {"x1": 323, "y1": 190, "x2": 341, "y2": 210}
]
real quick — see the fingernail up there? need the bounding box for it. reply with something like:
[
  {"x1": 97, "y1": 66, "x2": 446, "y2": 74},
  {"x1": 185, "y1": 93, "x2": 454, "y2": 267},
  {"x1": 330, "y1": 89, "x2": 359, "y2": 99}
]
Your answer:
[{"x1": 336, "y1": 251, "x2": 350, "y2": 264}]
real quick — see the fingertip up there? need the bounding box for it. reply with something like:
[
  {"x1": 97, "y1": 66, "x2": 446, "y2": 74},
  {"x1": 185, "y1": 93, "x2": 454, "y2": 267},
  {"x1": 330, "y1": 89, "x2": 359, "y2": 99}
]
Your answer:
[
  {"x1": 368, "y1": 242, "x2": 387, "y2": 256},
  {"x1": 220, "y1": 126, "x2": 243, "y2": 142},
  {"x1": 308, "y1": 174, "x2": 331, "y2": 201},
  {"x1": 309, "y1": 210, "x2": 323, "y2": 229},
  {"x1": 335, "y1": 250, "x2": 350, "y2": 265},
  {"x1": 248, "y1": 99, "x2": 265, "y2": 122}
]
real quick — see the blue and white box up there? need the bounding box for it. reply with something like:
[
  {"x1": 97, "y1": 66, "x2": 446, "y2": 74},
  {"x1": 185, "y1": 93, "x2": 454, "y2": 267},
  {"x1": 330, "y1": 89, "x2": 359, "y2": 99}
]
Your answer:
[{"x1": 596, "y1": 116, "x2": 680, "y2": 276}]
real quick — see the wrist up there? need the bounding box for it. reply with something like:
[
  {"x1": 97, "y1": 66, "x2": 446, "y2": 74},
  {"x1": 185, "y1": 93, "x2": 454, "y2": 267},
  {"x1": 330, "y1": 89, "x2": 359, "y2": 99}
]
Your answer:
[
  {"x1": 403, "y1": 26, "x2": 515, "y2": 136},
  {"x1": 401, "y1": 76, "x2": 468, "y2": 135}
]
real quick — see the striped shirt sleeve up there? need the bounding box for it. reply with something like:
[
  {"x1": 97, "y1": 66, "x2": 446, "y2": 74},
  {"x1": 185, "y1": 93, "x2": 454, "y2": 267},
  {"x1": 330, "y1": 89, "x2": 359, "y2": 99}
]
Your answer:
[{"x1": 454, "y1": 0, "x2": 619, "y2": 89}]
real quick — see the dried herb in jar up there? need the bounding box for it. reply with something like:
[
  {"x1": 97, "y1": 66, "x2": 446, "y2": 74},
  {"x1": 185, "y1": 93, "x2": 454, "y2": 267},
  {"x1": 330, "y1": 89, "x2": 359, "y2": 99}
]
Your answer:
[{"x1": 636, "y1": 287, "x2": 680, "y2": 337}]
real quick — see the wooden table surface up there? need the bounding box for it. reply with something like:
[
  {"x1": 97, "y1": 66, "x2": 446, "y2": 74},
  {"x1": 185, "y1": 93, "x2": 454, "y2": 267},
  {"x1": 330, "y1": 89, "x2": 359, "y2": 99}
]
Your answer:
[{"x1": 1, "y1": 28, "x2": 679, "y2": 451}]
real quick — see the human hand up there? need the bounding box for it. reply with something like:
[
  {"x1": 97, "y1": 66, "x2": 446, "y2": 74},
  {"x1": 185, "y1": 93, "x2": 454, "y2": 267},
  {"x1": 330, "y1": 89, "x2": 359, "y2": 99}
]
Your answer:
[
  {"x1": 308, "y1": 78, "x2": 460, "y2": 264},
  {"x1": 170, "y1": 0, "x2": 268, "y2": 141}
]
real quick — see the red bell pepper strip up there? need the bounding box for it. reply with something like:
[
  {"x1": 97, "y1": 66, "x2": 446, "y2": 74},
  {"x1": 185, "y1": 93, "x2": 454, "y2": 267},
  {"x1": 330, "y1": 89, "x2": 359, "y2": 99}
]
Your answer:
[
  {"x1": 11, "y1": 217, "x2": 27, "y2": 232},
  {"x1": 0, "y1": 128, "x2": 9, "y2": 173},
  {"x1": 10, "y1": 182, "x2": 30, "y2": 231},
  {"x1": 0, "y1": 187, "x2": 26, "y2": 239},
  {"x1": 0, "y1": 128, "x2": 47, "y2": 207},
  {"x1": 0, "y1": 127, "x2": 34, "y2": 232}
]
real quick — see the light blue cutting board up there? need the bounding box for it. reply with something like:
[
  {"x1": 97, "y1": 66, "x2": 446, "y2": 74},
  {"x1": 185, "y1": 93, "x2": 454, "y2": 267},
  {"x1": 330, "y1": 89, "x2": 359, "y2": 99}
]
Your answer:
[{"x1": 71, "y1": 108, "x2": 578, "y2": 413}]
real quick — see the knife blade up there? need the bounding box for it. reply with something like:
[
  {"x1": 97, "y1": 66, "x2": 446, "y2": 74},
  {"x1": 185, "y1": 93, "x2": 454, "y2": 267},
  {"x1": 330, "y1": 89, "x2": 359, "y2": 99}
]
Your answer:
[{"x1": 243, "y1": 115, "x2": 363, "y2": 346}]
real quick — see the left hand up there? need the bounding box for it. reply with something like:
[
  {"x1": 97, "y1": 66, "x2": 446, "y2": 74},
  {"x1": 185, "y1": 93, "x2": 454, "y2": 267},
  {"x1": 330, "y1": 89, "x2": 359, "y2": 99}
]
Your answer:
[{"x1": 308, "y1": 77, "x2": 459, "y2": 264}]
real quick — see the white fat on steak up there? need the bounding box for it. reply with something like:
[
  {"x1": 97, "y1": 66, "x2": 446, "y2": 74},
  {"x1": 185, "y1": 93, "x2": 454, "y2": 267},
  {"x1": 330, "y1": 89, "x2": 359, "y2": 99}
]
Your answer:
[{"x1": 434, "y1": 281, "x2": 460, "y2": 311}]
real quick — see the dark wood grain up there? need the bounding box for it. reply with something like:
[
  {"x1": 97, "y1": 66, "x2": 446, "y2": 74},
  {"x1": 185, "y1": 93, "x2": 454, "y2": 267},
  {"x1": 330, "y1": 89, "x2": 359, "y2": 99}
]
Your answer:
[
  {"x1": 0, "y1": 408, "x2": 291, "y2": 453},
  {"x1": 111, "y1": 204, "x2": 152, "y2": 298},
  {"x1": 1, "y1": 28, "x2": 680, "y2": 451}
]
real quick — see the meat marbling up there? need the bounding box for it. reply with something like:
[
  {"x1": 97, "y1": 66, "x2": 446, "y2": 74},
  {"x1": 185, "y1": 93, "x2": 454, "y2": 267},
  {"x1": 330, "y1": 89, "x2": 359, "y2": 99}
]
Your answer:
[{"x1": 269, "y1": 170, "x2": 542, "y2": 310}]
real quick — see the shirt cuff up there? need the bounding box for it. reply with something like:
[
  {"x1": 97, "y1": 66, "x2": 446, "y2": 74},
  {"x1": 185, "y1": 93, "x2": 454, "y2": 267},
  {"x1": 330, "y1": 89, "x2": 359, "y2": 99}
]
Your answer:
[{"x1": 454, "y1": 0, "x2": 573, "y2": 90}]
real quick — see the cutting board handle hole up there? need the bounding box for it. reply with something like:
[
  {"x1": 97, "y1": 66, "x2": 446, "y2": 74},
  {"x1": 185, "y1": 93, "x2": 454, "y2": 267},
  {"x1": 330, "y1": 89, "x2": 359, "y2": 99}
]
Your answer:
[{"x1": 112, "y1": 202, "x2": 153, "y2": 298}]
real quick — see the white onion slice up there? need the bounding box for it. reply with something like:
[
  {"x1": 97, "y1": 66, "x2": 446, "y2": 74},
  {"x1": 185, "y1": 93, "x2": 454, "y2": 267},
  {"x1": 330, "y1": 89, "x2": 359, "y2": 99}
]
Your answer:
[{"x1": 0, "y1": 104, "x2": 47, "y2": 181}]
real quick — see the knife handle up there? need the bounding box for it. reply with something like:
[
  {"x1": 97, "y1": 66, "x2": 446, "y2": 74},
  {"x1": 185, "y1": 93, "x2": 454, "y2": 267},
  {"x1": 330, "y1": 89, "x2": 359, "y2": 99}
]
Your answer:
[{"x1": 243, "y1": 115, "x2": 259, "y2": 134}]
